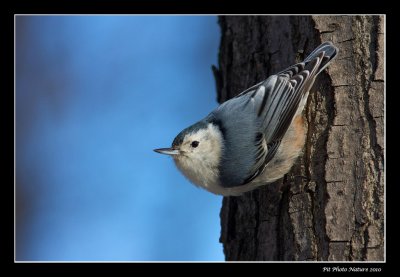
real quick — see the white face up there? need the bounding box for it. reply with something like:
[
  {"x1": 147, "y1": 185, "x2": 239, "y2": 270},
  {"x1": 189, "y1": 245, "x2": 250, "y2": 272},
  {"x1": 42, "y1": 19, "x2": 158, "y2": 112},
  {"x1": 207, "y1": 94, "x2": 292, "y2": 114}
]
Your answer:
[{"x1": 173, "y1": 123, "x2": 223, "y2": 190}]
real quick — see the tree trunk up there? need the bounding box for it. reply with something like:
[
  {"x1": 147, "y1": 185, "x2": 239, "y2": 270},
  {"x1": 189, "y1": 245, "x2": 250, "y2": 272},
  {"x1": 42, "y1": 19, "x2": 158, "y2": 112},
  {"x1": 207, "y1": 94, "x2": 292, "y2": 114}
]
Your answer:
[{"x1": 213, "y1": 15, "x2": 384, "y2": 261}]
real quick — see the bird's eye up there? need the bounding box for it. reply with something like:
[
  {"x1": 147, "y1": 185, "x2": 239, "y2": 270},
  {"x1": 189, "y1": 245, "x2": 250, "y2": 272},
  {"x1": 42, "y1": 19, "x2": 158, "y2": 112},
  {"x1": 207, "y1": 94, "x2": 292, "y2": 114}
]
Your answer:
[{"x1": 191, "y1": 141, "x2": 199, "y2": 148}]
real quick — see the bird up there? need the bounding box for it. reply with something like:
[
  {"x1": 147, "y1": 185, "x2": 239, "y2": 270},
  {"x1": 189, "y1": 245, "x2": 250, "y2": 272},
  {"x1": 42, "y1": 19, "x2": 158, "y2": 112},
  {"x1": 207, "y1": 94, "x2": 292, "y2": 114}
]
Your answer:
[{"x1": 154, "y1": 42, "x2": 338, "y2": 196}]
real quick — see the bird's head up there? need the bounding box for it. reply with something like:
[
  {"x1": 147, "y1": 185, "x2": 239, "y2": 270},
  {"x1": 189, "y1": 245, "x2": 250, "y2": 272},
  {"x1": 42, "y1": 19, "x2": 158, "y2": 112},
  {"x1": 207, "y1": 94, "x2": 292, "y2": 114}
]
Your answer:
[{"x1": 154, "y1": 121, "x2": 224, "y2": 188}]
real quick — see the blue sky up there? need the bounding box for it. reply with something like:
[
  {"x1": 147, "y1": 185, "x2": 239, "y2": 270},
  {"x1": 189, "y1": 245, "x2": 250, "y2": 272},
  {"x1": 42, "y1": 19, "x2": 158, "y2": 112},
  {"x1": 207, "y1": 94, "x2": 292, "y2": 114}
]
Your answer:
[{"x1": 15, "y1": 15, "x2": 224, "y2": 261}]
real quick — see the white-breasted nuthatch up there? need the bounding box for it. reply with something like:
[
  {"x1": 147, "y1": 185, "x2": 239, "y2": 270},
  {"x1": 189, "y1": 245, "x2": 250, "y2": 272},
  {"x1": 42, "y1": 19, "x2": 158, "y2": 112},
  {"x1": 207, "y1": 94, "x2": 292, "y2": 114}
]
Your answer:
[{"x1": 155, "y1": 42, "x2": 338, "y2": 196}]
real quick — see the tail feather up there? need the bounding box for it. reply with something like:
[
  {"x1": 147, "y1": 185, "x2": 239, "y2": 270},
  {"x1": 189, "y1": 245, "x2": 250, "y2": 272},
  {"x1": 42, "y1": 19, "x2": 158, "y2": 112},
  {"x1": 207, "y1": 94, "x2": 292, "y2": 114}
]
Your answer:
[{"x1": 304, "y1": 41, "x2": 338, "y2": 75}]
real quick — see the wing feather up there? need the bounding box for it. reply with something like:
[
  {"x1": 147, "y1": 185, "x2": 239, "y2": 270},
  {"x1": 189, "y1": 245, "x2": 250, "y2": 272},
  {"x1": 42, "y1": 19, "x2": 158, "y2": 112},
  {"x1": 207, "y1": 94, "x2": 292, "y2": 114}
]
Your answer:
[
  {"x1": 215, "y1": 42, "x2": 338, "y2": 188},
  {"x1": 237, "y1": 54, "x2": 326, "y2": 183}
]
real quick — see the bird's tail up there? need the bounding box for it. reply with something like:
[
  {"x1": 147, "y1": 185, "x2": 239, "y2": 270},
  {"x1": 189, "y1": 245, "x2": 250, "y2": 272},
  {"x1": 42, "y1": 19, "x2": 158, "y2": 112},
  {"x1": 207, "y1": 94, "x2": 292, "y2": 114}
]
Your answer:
[{"x1": 303, "y1": 41, "x2": 338, "y2": 75}]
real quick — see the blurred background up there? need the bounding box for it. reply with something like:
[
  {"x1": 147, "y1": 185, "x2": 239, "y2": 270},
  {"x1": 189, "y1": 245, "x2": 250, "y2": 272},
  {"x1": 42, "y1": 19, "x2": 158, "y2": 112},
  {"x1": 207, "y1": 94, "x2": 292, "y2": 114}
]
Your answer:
[{"x1": 15, "y1": 15, "x2": 223, "y2": 261}]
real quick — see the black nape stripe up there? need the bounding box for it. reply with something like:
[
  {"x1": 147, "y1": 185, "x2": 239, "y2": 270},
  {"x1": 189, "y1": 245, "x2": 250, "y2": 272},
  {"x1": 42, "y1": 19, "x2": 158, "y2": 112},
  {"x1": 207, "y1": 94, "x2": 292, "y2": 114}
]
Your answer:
[{"x1": 209, "y1": 117, "x2": 226, "y2": 141}]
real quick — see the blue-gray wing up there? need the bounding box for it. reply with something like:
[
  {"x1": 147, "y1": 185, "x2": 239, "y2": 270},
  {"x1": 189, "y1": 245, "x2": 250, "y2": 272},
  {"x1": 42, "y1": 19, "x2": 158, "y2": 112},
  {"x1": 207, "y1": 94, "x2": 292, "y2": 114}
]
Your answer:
[{"x1": 214, "y1": 42, "x2": 338, "y2": 187}]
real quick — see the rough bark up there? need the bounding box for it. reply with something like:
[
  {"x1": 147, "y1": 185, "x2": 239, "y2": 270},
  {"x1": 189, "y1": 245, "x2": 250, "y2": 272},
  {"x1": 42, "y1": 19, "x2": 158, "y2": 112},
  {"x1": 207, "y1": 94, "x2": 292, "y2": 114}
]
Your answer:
[{"x1": 213, "y1": 15, "x2": 384, "y2": 261}]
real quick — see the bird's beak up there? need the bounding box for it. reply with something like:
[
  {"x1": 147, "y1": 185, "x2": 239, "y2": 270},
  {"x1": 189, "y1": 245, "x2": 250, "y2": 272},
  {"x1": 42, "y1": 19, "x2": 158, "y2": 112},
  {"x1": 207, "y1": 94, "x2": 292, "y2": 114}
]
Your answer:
[{"x1": 154, "y1": 147, "x2": 180, "y2": 156}]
